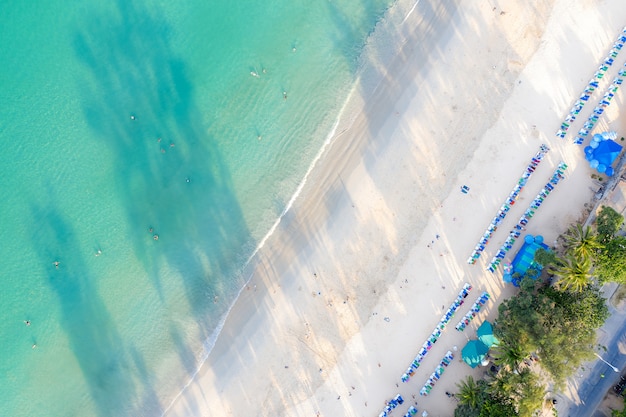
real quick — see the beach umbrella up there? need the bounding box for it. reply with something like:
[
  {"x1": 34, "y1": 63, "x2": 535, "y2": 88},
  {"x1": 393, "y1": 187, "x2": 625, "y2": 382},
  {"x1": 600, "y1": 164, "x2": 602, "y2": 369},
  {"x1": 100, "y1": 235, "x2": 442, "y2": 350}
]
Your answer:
[
  {"x1": 462, "y1": 340, "x2": 489, "y2": 368},
  {"x1": 477, "y1": 321, "x2": 499, "y2": 348},
  {"x1": 598, "y1": 164, "x2": 607, "y2": 173},
  {"x1": 591, "y1": 140, "x2": 600, "y2": 148},
  {"x1": 593, "y1": 133, "x2": 603, "y2": 142},
  {"x1": 606, "y1": 166, "x2": 615, "y2": 176},
  {"x1": 593, "y1": 139, "x2": 622, "y2": 167},
  {"x1": 590, "y1": 159, "x2": 599, "y2": 168}
]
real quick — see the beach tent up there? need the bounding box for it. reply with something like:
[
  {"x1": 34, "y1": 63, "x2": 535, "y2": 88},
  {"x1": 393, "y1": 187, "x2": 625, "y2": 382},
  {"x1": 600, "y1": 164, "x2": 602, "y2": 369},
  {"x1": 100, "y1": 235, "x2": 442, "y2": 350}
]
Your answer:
[
  {"x1": 477, "y1": 321, "x2": 499, "y2": 348},
  {"x1": 584, "y1": 135, "x2": 622, "y2": 176},
  {"x1": 502, "y1": 235, "x2": 550, "y2": 286},
  {"x1": 462, "y1": 339, "x2": 489, "y2": 368}
]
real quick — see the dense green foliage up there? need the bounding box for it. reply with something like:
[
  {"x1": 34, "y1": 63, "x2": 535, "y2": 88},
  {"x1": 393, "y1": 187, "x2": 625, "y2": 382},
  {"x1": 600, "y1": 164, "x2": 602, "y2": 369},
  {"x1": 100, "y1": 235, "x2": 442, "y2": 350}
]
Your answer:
[
  {"x1": 563, "y1": 224, "x2": 602, "y2": 259},
  {"x1": 534, "y1": 247, "x2": 558, "y2": 267},
  {"x1": 491, "y1": 368, "x2": 544, "y2": 417},
  {"x1": 492, "y1": 337, "x2": 525, "y2": 372},
  {"x1": 596, "y1": 205, "x2": 623, "y2": 242},
  {"x1": 551, "y1": 254, "x2": 593, "y2": 292},
  {"x1": 454, "y1": 377, "x2": 519, "y2": 417},
  {"x1": 453, "y1": 210, "x2": 621, "y2": 417},
  {"x1": 496, "y1": 278, "x2": 608, "y2": 386},
  {"x1": 596, "y1": 235, "x2": 626, "y2": 284}
]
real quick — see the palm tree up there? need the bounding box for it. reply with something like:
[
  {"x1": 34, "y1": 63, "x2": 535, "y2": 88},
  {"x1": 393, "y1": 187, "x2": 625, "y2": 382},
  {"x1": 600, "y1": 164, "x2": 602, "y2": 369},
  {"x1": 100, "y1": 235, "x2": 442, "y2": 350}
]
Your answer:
[
  {"x1": 563, "y1": 224, "x2": 601, "y2": 260},
  {"x1": 552, "y1": 254, "x2": 593, "y2": 292},
  {"x1": 456, "y1": 375, "x2": 481, "y2": 409},
  {"x1": 492, "y1": 338, "x2": 525, "y2": 372}
]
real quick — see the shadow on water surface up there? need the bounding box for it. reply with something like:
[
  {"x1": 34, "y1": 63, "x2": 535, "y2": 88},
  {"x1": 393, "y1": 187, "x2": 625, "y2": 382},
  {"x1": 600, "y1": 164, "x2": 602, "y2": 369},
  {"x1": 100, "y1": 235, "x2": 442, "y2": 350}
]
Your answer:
[
  {"x1": 30, "y1": 198, "x2": 157, "y2": 417},
  {"x1": 65, "y1": 0, "x2": 252, "y2": 413},
  {"x1": 73, "y1": 0, "x2": 251, "y2": 334}
]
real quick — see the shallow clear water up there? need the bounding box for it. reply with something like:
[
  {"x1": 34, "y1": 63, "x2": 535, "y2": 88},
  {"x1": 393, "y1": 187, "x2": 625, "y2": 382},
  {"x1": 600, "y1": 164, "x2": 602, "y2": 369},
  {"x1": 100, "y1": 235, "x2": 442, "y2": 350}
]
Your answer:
[{"x1": 0, "y1": 0, "x2": 393, "y2": 415}]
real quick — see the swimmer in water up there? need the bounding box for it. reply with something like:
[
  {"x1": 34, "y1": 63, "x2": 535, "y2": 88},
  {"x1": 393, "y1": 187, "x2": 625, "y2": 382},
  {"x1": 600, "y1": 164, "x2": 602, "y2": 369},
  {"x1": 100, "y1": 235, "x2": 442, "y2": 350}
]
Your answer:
[
  {"x1": 153, "y1": 234, "x2": 159, "y2": 241},
  {"x1": 257, "y1": 135, "x2": 262, "y2": 141},
  {"x1": 95, "y1": 249, "x2": 102, "y2": 257},
  {"x1": 24, "y1": 320, "x2": 31, "y2": 326},
  {"x1": 250, "y1": 71, "x2": 259, "y2": 77},
  {"x1": 283, "y1": 91, "x2": 287, "y2": 100},
  {"x1": 185, "y1": 177, "x2": 190, "y2": 183},
  {"x1": 53, "y1": 261, "x2": 60, "y2": 269},
  {"x1": 130, "y1": 115, "x2": 136, "y2": 120}
]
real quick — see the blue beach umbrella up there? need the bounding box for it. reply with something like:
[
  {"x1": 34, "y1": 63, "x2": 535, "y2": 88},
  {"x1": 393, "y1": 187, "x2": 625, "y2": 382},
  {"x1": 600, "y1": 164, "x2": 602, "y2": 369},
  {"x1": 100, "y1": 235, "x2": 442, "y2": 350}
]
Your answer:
[
  {"x1": 462, "y1": 340, "x2": 489, "y2": 368},
  {"x1": 477, "y1": 321, "x2": 499, "y2": 348}
]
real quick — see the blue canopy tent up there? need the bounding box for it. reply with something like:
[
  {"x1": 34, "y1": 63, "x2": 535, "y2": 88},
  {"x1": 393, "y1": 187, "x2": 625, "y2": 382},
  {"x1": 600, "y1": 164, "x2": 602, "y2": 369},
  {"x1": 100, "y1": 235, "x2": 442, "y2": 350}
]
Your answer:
[
  {"x1": 584, "y1": 135, "x2": 622, "y2": 176},
  {"x1": 503, "y1": 235, "x2": 549, "y2": 286}
]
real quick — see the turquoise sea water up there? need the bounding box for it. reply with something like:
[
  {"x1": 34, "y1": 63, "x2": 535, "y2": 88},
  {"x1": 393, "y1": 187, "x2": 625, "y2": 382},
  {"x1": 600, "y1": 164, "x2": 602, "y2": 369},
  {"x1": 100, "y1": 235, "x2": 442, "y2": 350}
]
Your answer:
[{"x1": 0, "y1": 0, "x2": 394, "y2": 415}]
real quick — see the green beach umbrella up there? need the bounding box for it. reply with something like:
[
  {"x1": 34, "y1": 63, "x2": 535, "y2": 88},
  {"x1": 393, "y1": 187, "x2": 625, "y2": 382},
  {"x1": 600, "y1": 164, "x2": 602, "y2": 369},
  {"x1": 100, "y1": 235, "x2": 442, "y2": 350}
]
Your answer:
[
  {"x1": 477, "y1": 320, "x2": 499, "y2": 348},
  {"x1": 462, "y1": 339, "x2": 489, "y2": 368}
]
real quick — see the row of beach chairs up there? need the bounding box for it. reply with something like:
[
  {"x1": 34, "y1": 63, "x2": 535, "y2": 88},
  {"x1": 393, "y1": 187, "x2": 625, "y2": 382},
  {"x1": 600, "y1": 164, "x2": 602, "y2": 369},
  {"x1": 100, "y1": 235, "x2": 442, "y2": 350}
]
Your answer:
[
  {"x1": 455, "y1": 292, "x2": 491, "y2": 331},
  {"x1": 401, "y1": 283, "x2": 471, "y2": 382},
  {"x1": 467, "y1": 144, "x2": 549, "y2": 264},
  {"x1": 557, "y1": 26, "x2": 626, "y2": 139},
  {"x1": 487, "y1": 162, "x2": 568, "y2": 272}
]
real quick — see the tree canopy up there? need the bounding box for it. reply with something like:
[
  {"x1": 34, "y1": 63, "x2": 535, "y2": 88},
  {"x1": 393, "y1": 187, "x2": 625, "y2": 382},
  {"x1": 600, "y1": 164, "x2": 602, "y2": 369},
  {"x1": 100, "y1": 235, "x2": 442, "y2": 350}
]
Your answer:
[
  {"x1": 551, "y1": 254, "x2": 593, "y2": 292},
  {"x1": 596, "y1": 235, "x2": 626, "y2": 284},
  {"x1": 563, "y1": 224, "x2": 602, "y2": 259},
  {"x1": 596, "y1": 205, "x2": 624, "y2": 242},
  {"x1": 454, "y1": 377, "x2": 519, "y2": 417},
  {"x1": 495, "y1": 278, "x2": 608, "y2": 386}
]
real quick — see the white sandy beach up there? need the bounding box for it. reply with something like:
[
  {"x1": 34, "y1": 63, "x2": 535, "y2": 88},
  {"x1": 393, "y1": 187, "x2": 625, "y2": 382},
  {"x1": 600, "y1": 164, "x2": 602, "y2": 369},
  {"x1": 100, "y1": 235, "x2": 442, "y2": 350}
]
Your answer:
[{"x1": 166, "y1": 0, "x2": 626, "y2": 416}]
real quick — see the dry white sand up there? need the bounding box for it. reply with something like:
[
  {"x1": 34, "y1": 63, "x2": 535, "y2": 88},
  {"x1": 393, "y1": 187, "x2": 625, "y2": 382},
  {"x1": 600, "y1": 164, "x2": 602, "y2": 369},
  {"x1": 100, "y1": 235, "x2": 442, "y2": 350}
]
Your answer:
[{"x1": 165, "y1": 0, "x2": 626, "y2": 416}]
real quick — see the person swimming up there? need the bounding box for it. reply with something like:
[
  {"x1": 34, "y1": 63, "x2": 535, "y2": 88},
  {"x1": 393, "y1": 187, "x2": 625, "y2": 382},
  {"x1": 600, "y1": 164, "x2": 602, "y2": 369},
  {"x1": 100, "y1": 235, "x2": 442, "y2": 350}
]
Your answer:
[
  {"x1": 53, "y1": 261, "x2": 60, "y2": 269},
  {"x1": 24, "y1": 320, "x2": 31, "y2": 326},
  {"x1": 153, "y1": 234, "x2": 159, "y2": 241}
]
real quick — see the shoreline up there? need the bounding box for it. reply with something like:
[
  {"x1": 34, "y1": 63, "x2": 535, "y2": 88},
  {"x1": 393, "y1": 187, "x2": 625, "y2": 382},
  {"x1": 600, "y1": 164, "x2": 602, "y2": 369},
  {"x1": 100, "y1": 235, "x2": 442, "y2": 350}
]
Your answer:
[{"x1": 166, "y1": 0, "x2": 626, "y2": 416}]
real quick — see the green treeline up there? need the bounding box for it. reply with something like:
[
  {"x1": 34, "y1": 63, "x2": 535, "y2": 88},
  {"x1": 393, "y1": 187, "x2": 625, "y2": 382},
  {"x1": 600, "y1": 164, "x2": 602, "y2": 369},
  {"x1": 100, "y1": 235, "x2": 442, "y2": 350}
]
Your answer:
[{"x1": 455, "y1": 206, "x2": 625, "y2": 417}]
